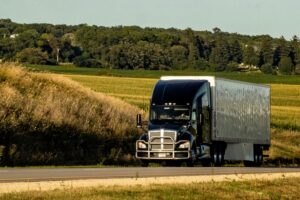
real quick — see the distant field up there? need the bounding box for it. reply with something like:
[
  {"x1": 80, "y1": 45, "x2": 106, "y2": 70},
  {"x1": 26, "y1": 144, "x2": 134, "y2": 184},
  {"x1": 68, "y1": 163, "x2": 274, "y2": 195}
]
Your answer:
[
  {"x1": 24, "y1": 64, "x2": 300, "y2": 160},
  {"x1": 63, "y1": 74, "x2": 300, "y2": 160},
  {"x1": 1, "y1": 177, "x2": 300, "y2": 200},
  {"x1": 26, "y1": 64, "x2": 300, "y2": 84},
  {"x1": 64, "y1": 75, "x2": 300, "y2": 131},
  {"x1": 64, "y1": 75, "x2": 155, "y2": 110}
]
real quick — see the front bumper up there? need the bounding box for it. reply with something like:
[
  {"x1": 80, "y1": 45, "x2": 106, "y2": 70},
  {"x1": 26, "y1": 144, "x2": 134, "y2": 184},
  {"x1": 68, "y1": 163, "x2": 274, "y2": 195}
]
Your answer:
[{"x1": 136, "y1": 136, "x2": 191, "y2": 160}]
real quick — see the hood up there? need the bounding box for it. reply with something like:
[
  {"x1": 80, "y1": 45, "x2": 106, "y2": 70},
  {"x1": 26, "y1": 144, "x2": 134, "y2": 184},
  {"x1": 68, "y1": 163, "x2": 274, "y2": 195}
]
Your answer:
[{"x1": 148, "y1": 122, "x2": 186, "y2": 132}]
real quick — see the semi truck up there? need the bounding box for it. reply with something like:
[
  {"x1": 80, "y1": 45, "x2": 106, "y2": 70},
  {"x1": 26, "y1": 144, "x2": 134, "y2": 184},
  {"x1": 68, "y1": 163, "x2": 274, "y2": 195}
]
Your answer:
[{"x1": 136, "y1": 76, "x2": 270, "y2": 166}]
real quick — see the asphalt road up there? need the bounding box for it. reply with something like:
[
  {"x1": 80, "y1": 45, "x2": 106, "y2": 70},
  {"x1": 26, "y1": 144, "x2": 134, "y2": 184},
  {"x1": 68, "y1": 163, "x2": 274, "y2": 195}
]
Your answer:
[{"x1": 0, "y1": 167, "x2": 300, "y2": 183}]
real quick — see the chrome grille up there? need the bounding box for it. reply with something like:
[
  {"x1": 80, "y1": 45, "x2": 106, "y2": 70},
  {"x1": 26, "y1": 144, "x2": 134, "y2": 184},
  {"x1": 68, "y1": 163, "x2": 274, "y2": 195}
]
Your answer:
[{"x1": 148, "y1": 130, "x2": 176, "y2": 150}]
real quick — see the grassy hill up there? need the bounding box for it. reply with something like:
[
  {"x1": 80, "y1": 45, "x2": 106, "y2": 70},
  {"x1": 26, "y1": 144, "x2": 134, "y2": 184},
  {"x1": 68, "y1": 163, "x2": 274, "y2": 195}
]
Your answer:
[{"x1": 0, "y1": 64, "x2": 143, "y2": 166}]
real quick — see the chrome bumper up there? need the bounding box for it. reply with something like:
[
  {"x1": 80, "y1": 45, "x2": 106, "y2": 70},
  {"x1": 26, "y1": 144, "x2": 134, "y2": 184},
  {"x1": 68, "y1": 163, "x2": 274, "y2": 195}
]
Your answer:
[{"x1": 136, "y1": 136, "x2": 191, "y2": 160}]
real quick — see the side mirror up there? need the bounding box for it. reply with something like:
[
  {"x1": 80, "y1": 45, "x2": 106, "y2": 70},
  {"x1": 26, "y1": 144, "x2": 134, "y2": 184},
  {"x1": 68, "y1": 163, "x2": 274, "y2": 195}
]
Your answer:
[{"x1": 136, "y1": 114, "x2": 142, "y2": 128}]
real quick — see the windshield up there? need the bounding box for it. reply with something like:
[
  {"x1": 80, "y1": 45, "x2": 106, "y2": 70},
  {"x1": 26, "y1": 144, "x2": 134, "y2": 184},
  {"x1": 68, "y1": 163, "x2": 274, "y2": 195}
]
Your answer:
[{"x1": 150, "y1": 105, "x2": 190, "y2": 122}]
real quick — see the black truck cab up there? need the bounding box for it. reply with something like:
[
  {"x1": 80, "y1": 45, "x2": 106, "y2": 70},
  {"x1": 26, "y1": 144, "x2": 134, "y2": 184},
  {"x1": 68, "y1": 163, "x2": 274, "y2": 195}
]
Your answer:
[{"x1": 136, "y1": 79, "x2": 211, "y2": 165}]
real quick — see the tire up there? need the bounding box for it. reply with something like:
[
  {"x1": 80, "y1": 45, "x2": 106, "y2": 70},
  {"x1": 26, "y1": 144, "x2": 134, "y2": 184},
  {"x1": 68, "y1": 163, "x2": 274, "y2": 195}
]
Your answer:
[
  {"x1": 254, "y1": 145, "x2": 263, "y2": 167},
  {"x1": 244, "y1": 145, "x2": 263, "y2": 167},
  {"x1": 186, "y1": 144, "x2": 197, "y2": 167},
  {"x1": 211, "y1": 143, "x2": 225, "y2": 167}
]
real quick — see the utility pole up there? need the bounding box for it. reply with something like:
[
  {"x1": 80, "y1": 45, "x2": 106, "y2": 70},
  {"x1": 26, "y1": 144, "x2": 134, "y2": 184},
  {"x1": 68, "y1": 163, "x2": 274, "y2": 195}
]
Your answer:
[{"x1": 56, "y1": 48, "x2": 60, "y2": 64}]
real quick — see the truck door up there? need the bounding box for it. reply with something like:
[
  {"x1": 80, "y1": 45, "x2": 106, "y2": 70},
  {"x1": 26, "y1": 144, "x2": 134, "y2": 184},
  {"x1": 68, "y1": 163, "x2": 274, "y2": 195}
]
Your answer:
[{"x1": 196, "y1": 84, "x2": 211, "y2": 144}]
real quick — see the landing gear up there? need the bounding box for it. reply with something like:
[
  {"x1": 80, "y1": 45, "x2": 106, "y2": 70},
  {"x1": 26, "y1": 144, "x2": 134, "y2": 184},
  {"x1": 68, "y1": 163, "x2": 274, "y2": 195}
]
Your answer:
[{"x1": 244, "y1": 145, "x2": 263, "y2": 167}]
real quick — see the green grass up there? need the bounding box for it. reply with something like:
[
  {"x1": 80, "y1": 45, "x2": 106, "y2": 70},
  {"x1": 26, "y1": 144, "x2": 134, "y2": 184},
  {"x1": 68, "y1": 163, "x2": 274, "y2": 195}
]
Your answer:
[
  {"x1": 26, "y1": 64, "x2": 300, "y2": 85},
  {"x1": 1, "y1": 177, "x2": 300, "y2": 199},
  {"x1": 63, "y1": 75, "x2": 300, "y2": 131},
  {"x1": 64, "y1": 75, "x2": 155, "y2": 111},
  {"x1": 61, "y1": 74, "x2": 300, "y2": 160},
  {"x1": 23, "y1": 64, "x2": 300, "y2": 159}
]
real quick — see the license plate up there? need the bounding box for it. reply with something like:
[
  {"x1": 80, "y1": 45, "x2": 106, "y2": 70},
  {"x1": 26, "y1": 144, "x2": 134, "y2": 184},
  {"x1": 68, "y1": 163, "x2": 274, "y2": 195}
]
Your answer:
[{"x1": 158, "y1": 153, "x2": 167, "y2": 158}]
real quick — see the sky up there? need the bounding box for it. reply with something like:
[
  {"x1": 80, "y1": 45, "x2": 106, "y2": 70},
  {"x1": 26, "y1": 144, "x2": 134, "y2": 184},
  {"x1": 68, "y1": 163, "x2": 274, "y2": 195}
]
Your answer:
[{"x1": 0, "y1": 0, "x2": 299, "y2": 39}]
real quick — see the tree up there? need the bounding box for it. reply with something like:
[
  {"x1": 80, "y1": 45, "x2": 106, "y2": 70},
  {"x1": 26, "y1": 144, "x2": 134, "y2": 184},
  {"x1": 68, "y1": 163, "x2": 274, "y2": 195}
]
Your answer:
[
  {"x1": 0, "y1": 28, "x2": 9, "y2": 38},
  {"x1": 73, "y1": 52, "x2": 102, "y2": 68},
  {"x1": 278, "y1": 56, "x2": 293, "y2": 75},
  {"x1": 260, "y1": 63, "x2": 273, "y2": 74},
  {"x1": 259, "y1": 37, "x2": 273, "y2": 66},
  {"x1": 290, "y1": 36, "x2": 300, "y2": 71},
  {"x1": 209, "y1": 37, "x2": 230, "y2": 71},
  {"x1": 243, "y1": 45, "x2": 259, "y2": 66},
  {"x1": 273, "y1": 36, "x2": 290, "y2": 66},
  {"x1": 16, "y1": 48, "x2": 48, "y2": 64},
  {"x1": 295, "y1": 64, "x2": 300, "y2": 75},
  {"x1": 107, "y1": 43, "x2": 129, "y2": 69},
  {"x1": 229, "y1": 40, "x2": 243, "y2": 63},
  {"x1": 15, "y1": 29, "x2": 39, "y2": 50},
  {"x1": 213, "y1": 27, "x2": 221, "y2": 34},
  {"x1": 181, "y1": 28, "x2": 200, "y2": 63},
  {"x1": 170, "y1": 45, "x2": 188, "y2": 69},
  {"x1": 107, "y1": 41, "x2": 171, "y2": 70}
]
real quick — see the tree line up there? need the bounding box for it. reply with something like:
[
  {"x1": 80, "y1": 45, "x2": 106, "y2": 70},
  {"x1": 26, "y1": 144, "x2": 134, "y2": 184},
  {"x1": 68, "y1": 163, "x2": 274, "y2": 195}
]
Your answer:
[{"x1": 1, "y1": 19, "x2": 300, "y2": 75}]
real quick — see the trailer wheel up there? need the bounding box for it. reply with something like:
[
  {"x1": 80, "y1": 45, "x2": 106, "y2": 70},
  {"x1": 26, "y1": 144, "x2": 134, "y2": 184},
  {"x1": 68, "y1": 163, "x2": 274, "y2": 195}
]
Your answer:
[
  {"x1": 254, "y1": 145, "x2": 263, "y2": 166},
  {"x1": 211, "y1": 143, "x2": 225, "y2": 167},
  {"x1": 244, "y1": 145, "x2": 263, "y2": 167}
]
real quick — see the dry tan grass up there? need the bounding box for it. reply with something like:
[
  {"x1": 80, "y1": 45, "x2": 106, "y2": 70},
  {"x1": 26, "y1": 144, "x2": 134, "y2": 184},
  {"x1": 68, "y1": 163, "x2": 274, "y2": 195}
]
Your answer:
[
  {"x1": 1, "y1": 172, "x2": 300, "y2": 194},
  {"x1": 0, "y1": 63, "x2": 144, "y2": 136},
  {"x1": 0, "y1": 63, "x2": 146, "y2": 165},
  {"x1": 269, "y1": 129, "x2": 300, "y2": 159},
  {"x1": 1, "y1": 175, "x2": 300, "y2": 199}
]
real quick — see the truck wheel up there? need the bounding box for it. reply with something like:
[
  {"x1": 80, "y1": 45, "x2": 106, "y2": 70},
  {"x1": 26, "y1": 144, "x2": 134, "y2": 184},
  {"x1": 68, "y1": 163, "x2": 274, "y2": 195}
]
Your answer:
[{"x1": 186, "y1": 145, "x2": 197, "y2": 167}]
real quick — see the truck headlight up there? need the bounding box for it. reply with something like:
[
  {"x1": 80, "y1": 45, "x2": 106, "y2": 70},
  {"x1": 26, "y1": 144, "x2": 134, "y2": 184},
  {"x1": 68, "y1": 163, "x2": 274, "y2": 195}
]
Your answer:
[
  {"x1": 178, "y1": 141, "x2": 190, "y2": 149},
  {"x1": 138, "y1": 141, "x2": 147, "y2": 149}
]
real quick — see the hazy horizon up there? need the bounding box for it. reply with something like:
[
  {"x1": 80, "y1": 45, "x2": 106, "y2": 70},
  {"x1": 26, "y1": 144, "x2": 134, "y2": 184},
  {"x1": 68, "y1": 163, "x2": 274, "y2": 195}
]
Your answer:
[{"x1": 1, "y1": 0, "x2": 299, "y2": 39}]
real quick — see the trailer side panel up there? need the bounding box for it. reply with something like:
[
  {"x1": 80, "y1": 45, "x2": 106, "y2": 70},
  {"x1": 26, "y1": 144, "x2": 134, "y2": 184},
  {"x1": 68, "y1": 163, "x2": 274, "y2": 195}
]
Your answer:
[{"x1": 213, "y1": 79, "x2": 270, "y2": 144}]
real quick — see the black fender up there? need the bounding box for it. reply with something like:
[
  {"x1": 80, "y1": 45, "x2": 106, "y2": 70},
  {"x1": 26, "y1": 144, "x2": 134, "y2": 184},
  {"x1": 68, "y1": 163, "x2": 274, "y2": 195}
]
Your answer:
[
  {"x1": 177, "y1": 131, "x2": 195, "y2": 147},
  {"x1": 139, "y1": 133, "x2": 148, "y2": 141}
]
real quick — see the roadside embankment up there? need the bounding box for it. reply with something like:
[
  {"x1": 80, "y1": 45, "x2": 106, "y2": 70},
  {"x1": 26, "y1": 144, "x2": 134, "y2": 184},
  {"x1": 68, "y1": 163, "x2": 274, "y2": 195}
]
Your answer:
[{"x1": 1, "y1": 172, "x2": 300, "y2": 194}]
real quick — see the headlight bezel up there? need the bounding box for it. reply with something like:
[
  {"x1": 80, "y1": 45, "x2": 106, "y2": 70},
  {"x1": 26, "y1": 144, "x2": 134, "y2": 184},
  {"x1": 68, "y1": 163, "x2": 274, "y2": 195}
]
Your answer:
[
  {"x1": 138, "y1": 141, "x2": 147, "y2": 149},
  {"x1": 178, "y1": 141, "x2": 190, "y2": 149}
]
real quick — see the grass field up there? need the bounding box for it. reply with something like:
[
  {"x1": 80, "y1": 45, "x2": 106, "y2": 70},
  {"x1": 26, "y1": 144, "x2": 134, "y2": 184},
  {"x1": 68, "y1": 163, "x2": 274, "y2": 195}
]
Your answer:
[
  {"x1": 62, "y1": 73, "x2": 300, "y2": 160},
  {"x1": 63, "y1": 75, "x2": 300, "y2": 131},
  {"x1": 23, "y1": 64, "x2": 300, "y2": 160},
  {"x1": 1, "y1": 177, "x2": 300, "y2": 199},
  {"x1": 27, "y1": 64, "x2": 300, "y2": 84}
]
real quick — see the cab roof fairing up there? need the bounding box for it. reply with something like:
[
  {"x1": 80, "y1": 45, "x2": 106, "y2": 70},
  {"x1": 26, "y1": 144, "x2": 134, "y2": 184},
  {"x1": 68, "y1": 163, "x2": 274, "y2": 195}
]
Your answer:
[
  {"x1": 160, "y1": 76, "x2": 216, "y2": 87},
  {"x1": 151, "y1": 79, "x2": 208, "y2": 106}
]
